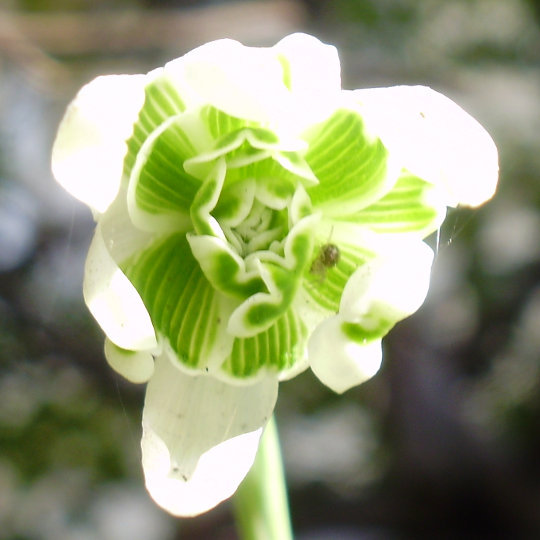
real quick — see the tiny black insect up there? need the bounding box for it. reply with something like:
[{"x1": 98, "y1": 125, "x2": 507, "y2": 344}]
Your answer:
[{"x1": 310, "y1": 243, "x2": 340, "y2": 279}]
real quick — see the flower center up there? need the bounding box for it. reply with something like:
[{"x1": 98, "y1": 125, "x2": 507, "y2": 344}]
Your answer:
[
  {"x1": 185, "y1": 140, "x2": 318, "y2": 338},
  {"x1": 224, "y1": 201, "x2": 287, "y2": 258}
]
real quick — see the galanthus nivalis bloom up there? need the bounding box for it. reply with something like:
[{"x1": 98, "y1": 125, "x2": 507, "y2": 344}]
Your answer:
[{"x1": 52, "y1": 33, "x2": 498, "y2": 516}]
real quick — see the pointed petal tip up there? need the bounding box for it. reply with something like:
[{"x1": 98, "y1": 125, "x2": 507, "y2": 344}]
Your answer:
[{"x1": 142, "y1": 426, "x2": 263, "y2": 517}]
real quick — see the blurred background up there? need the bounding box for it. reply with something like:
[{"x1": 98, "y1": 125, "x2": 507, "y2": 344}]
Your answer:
[{"x1": 1, "y1": 0, "x2": 540, "y2": 538}]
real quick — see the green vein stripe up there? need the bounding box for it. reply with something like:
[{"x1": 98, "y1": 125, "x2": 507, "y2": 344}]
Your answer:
[
  {"x1": 347, "y1": 173, "x2": 442, "y2": 234},
  {"x1": 123, "y1": 75, "x2": 185, "y2": 179},
  {"x1": 222, "y1": 308, "x2": 306, "y2": 377},
  {"x1": 132, "y1": 121, "x2": 201, "y2": 215},
  {"x1": 167, "y1": 266, "x2": 198, "y2": 341},
  {"x1": 305, "y1": 109, "x2": 390, "y2": 211},
  {"x1": 201, "y1": 105, "x2": 252, "y2": 140},
  {"x1": 122, "y1": 233, "x2": 220, "y2": 370}
]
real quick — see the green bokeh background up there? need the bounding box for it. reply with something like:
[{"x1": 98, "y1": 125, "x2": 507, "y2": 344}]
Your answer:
[{"x1": 1, "y1": 0, "x2": 540, "y2": 538}]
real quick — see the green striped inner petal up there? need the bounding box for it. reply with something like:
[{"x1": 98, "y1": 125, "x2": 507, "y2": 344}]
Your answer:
[
  {"x1": 122, "y1": 233, "x2": 229, "y2": 371},
  {"x1": 129, "y1": 117, "x2": 201, "y2": 222},
  {"x1": 303, "y1": 240, "x2": 376, "y2": 313},
  {"x1": 124, "y1": 74, "x2": 186, "y2": 179},
  {"x1": 221, "y1": 307, "x2": 307, "y2": 378},
  {"x1": 344, "y1": 171, "x2": 446, "y2": 236},
  {"x1": 200, "y1": 104, "x2": 255, "y2": 140},
  {"x1": 304, "y1": 108, "x2": 394, "y2": 215},
  {"x1": 226, "y1": 156, "x2": 301, "y2": 209}
]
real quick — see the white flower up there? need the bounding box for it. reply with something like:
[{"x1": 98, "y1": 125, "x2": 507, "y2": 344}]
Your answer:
[{"x1": 51, "y1": 33, "x2": 498, "y2": 516}]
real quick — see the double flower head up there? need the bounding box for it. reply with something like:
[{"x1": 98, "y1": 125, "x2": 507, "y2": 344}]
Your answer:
[{"x1": 52, "y1": 33, "x2": 497, "y2": 516}]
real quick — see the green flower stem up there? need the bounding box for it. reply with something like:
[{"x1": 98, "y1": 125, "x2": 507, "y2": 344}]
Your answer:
[{"x1": 233, "y1": 415, "x2": 293, "y2": 540}]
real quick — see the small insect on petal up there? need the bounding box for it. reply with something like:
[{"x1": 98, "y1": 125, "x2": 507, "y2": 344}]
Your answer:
[{"x1": 310, "y1": 242, "x2": 340, "y2": 280}]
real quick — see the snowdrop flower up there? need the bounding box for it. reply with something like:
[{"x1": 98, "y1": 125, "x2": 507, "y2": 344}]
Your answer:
[{"x1": 52, "y1": 33, "x2": 497, "y2": 516}]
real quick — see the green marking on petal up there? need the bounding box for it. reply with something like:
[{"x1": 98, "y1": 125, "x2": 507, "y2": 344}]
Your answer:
[
  {"x1": 228, "y1": 207, "x2": 317, "y2": 337},
  {"x1": 189, "y1": 159, "x2": 227, "y2": 238},
  {"x1": 213, "y1": 179, "x2": 257, "y2": 226},
  {"x1": 187, "y1": 234, "x2": 266, "y2": 299},
  {"x1": 222, "y1": 308, "x2": 307, "y2": 378},
  {"x1": 124, "y1": 74, "x2": 185, "y2": 179},
  {"x1": 276, "y1": 53, "x2": 292, "y2": 91},
  {"x1": 122, "y1": 233, "x2": 231, "y2": 371},
  {"x1": 344, "y1": 171, "x2": 446, "y2": 236},
  {"x1": 304, "y1": 108, "x2": 395, "y2": 215},
  {"x1": 342, "y1": 319, "x2": 393, "y2": 343}
]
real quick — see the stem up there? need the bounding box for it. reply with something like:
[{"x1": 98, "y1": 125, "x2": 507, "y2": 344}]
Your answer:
[{"x1": 233, "y1": 415, "x2": 293, "y2": 540}]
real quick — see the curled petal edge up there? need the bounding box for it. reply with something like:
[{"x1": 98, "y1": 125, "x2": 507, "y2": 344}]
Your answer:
[
  {"x1": 52, "y1": 74, "x2": 146, "y2": 214},
  {"x1": 309, "y1": 315, "x2": 383, "y2": 394},
  {"x1": 104, "y1": 338, "x2": 155, "y2": 383},
  {"x1": 83, "y1": 224, "x2": 157, "y2": 352}
]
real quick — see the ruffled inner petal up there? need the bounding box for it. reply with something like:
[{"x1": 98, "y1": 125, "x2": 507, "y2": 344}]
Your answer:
[{"x1": 127, "y1": 113, "x2": 209, "y2": 233}]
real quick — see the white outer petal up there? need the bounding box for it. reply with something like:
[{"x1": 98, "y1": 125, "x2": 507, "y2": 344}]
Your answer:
[
  {"x1": 309, "y1": 316, "x2": 383, "y2": 394},
  {"x1": 309, "y1": 240, "x2": 433, "y2": 394},
  {"x1": 354, "y1": 85, "x2": 498, "y2": 207},
  {"x1": 52, "y1": 74, "x2": 146, "y2": 213},
  {"x1": 164, "y1": 39, "x2": 290, "y2": 124},
  {"x1": 340, "y1": 239, "x2": 434, "y2": 322},
  {"x1": 142, "y1": 355, "x2": 278, "y2": 516},
  {"x1": 274, "y1": 33, "x2": 342, "y2": 131},
  {"x1": 83, "y1": 224, "x2": 157, "y2": 351}
]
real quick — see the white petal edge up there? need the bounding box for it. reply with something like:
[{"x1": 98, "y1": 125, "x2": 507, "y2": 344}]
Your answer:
[
  {"x1": 340, "y1": 239, "x2": 434, "y2": 322},
  {"x1": 142, "y1": 355, "x2": 278, "y2": 516},
  {"x1": 52, "y1": 74, "x2": 146, "y2": 213},
  {"x1": 309, "y1": 315, "x2": 383, "y2": 394},
  {"x1": 83, "y1": 224, "x2": 157, "y2": 351},
  {"x1": 164, "y1": 39, "x2": 291, "y2": 125},
  {"x1": 353, "y1": 85, "x2": 499, "y2": 207},
  {"x1": 104, "y1": 338, "x2": 155, "y2": 383},
  {"x1": 273, "y1": 33, "x2": 342, "y2": 132}
]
